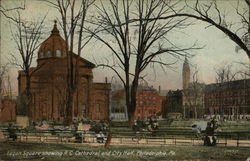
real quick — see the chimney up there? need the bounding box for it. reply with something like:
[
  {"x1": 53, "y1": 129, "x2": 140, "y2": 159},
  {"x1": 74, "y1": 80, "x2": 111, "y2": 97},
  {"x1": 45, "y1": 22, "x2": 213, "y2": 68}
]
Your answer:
[
  {"x1": 158, "y1": 85, "x2": 161, "y2": 93},
  {"x1": 105, "y1": 77, "x2": 108, "y2": 84}
]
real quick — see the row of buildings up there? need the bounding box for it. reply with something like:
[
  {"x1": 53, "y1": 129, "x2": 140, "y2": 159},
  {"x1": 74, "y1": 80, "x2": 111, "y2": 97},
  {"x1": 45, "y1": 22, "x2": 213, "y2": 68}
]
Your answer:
[
  {"x1": 164, "y1": 58, "x2": 250, "y2": 120},
  {"x1": 0, "y1": 22, "x2": 163, "y2": 123},
  {"x1": 0, "y1": 22, "x2": 250, "y2": 123},
  {"x1": 110, "y1": 58, "x2": 250, "y2": 121}
]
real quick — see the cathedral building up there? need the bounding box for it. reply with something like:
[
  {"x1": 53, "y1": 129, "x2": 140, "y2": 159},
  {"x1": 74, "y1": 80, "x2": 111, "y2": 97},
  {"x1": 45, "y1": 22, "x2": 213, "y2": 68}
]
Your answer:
[{"x1": 18, "y1": 22, "x2": 111, "y2": 122}]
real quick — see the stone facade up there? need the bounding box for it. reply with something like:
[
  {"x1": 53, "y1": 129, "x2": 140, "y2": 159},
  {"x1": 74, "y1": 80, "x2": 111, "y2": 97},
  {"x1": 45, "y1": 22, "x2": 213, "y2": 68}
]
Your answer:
[{"x1": 18, "y1": 22, "x2": 111, "y2": 122}]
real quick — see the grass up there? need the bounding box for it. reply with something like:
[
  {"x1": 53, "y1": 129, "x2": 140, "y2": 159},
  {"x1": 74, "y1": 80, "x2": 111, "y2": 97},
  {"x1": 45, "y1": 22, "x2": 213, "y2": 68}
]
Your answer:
[
  {"x1": 0, "y1": 142, "x2": 250, "y2": 161},
  {"x1": 114, "y1": 120, "x2": 250, "y2": 128},
  {"x1": 110, "y1": 120, "x2": 250, "y2": 139}
]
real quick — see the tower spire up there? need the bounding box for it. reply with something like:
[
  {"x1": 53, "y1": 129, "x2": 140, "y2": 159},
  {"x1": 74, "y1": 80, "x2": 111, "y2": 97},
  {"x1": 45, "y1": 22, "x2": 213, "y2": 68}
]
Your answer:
[
  {"x1": 51, "y1": 20, "x2": 59, "y2": 35},
  {"x1": 182, "y1": 57, "x2": 190, "y2": 89}
]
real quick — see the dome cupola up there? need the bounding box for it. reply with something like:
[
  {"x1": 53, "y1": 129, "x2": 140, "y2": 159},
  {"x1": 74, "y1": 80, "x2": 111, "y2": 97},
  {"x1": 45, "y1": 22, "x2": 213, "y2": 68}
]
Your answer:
[{"x1": 37, "y1": 20, "x2": 67, "y2": 62}]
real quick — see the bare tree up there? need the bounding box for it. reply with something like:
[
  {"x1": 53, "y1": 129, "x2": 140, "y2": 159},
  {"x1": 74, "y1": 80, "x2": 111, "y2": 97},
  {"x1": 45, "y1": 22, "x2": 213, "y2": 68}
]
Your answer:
[
  {"x1": 89, "y1": 0, "x2": 199, "y2": 126},
  {"x1": 237, "y1": 62, "x2": 250, "y2": 78},
  {"x1": 183, "y1": 66, "x2": 205, "y2": 119},
  {"x1": 0, "y1": 64, "x2": 9, "y2": 111},
  {"x1": 53, "y1": 74, "x2": 68, "y2": 119},
  {"x1": 8, "y1": 12, "x2": 45, "y2": 116},
  {"x1": 213, "y1": 63, "x2": 234, "y2": 118},
  {"x1": 213, "y1": 62, "x2": 248, "y2": 119},
  {"x1": 182, "y1": 0, "x2": 250, "y2": 73},
  {"x1": 214, "y1": 63, "x2": 238, "y2": 83},
  {"x1": 0, "y1": 0, "x2": 26, "y2": 21},
  {"x1": 0, "y1": 0, "x2": 26, "y2": 70},
  {"x1": 178, "y1": 0, "x2": 250, "y2": 57},
  {"x1": 44, "y1": 0, "x2": 95, "y2": 124},
  {"x1": 145, "y1": 0, "x2": 250, "y2": 74}
]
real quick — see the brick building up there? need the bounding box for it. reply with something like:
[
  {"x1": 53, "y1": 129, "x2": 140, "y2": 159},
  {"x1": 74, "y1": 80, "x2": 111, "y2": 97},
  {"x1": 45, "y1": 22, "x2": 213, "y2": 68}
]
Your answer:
[
  {"x1": 135, "y1": 87, "x2": 162, "y2": 120},
  {"x1": 18, "y1": 22, "x2": 111, "y2": 122},
  {"x1": 110, "y1": 87, "x2": 162, "y2": 120},
  {"x1": 204, "y1": 79, "x2": 250, "y2": 119}
]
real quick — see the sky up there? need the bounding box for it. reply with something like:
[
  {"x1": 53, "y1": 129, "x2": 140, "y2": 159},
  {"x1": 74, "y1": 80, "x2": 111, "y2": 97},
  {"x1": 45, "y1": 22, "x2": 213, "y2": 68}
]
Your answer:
[{"x1": 0, "y1": 0, "x2": 249, "y2": 95}]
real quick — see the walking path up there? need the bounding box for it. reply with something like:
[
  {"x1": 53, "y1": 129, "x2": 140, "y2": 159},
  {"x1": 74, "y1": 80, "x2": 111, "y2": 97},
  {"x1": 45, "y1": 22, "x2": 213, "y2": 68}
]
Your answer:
[{"x1": 1, "y1": 131, "x2": 250, "y2": 147}]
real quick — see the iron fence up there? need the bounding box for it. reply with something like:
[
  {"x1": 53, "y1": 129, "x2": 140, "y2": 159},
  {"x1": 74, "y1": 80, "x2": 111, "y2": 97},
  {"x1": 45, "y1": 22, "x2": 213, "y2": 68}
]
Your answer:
[{"x1": 1, "y1": 128, "x2": 250, "y2": 147}]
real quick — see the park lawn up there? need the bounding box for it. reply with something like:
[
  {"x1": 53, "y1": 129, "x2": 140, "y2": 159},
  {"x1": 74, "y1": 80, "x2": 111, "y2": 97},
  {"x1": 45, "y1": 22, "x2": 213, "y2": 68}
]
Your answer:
[
  {"x1": 0, "y1": 142, "x2": 249, "y2": 161},
  {"x1": 110, "y1": 120, "x2": 250, "y2": 137},
  {"x1": 167, "y1": 120, "x2": 250, "y2": 129}
]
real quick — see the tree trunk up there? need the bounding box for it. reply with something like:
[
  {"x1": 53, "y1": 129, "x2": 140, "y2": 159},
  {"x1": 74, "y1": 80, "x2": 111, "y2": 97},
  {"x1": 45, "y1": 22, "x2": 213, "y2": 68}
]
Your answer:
[
  {"x1": 248, "y1": 56, "x2": 250, "y2": 78},
  {"x1": 128, "y1": 112, "x2": 135, "y2": 127},
  {"x1": 65, "y1": 44, "x2": 75, "y2": 125},
  {"x1": 247, "y1": 0, "x2": 250, "y2": 68},
  {"x1": 0, "y1": 80, "x2": 2, "y2": 112},
  {"x1": 66, "y1": 88, "x2": 73, "y2": 125},
  {"x1": 125, "y1": 86, "x2": 132, "y2": 125},
  {"x1": 124, "y1": 64, "x2": 133, "y2": 126},
  {"x1": 128, "y1": 76, "x2": 139, "y2": 127},
  {"x1": 104, "y1": 133, "x2": 112, "y2": 149},
  {"x1": 183, "y1": 105, "x2": 186, "y2": 119},
  {"x1": 194, "y1": 106, "x2": 197, "y2": 119},
  {"x1": 24, "y1": 72, "x2": 31, "y2": 117}
]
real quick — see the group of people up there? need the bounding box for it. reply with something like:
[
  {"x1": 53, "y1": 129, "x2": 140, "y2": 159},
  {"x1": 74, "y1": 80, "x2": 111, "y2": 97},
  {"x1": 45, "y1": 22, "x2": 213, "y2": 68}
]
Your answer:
[
  {"x1": 6, "y1": 117, "x2": 221, "y2": 146},
  {"x1": 90, "y1": 120, "x2": 110, "y2": 143},
  {"x1": 132, "y1": 117, "x2": 159, "y2": 134},
  {"x1": 72, "y1": 120, "x2": 110, "y2": 143},
  {"x1": 203, "y1": 118, "x2": 218, "y2": 146}
]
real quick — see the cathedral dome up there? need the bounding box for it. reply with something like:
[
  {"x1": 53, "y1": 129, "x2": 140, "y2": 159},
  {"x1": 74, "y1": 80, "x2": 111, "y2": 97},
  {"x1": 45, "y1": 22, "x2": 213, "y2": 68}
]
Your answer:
[{"x1": 38, "y1": 21, "x2": 67, "y2": 60}]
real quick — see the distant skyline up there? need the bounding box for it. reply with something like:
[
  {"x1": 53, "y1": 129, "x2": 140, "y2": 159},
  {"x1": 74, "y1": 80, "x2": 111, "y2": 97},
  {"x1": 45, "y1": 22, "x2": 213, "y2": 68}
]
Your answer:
[{"x1": 0, "y1": 0, "x2": 249, "y2": 95}]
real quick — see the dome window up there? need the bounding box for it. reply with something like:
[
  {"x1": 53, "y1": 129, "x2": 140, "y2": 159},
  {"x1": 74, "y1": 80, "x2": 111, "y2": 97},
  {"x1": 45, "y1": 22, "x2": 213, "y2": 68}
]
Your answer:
[
  {"x1": 56, "y1": 50, "x2": 61, "y2": 57},
  {"x1": 47, "y1": 51, "x2": 52, "y2": 57}
]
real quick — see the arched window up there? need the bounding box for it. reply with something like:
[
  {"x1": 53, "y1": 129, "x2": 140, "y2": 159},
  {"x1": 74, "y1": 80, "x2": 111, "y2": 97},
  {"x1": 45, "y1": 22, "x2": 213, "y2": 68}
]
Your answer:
[
  {"x1": 47, "y1": 51, "x2": 51, "y2": 57},
  {"x1": 56, "y1": 50, "x2": 61, "y2": 57}
]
